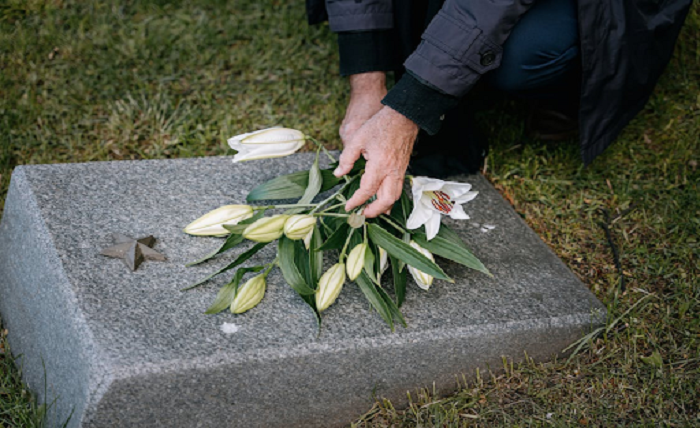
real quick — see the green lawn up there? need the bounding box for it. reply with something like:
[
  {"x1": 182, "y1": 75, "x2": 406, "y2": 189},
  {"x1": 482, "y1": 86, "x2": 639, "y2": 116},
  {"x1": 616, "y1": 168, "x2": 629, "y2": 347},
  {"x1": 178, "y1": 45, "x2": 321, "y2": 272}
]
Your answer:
[{"x1": 1, "y1": 1, "x2": 698, "y2": 426}]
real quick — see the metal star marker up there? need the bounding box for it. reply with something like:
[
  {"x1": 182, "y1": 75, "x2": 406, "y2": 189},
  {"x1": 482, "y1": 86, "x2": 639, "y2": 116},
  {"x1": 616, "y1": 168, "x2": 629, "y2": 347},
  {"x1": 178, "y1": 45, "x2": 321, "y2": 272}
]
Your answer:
[{"x1": 100, "y1": 234, "x2": 166, "y2": 271}]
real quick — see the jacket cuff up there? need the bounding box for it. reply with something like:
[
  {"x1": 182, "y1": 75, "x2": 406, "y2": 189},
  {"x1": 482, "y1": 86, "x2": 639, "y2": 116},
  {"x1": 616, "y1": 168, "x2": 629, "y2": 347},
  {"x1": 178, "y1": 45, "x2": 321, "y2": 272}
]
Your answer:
[
  {"x1": 338, "y1": 31, "x2": 400, "y2": 76},
  {"x1": 404, "y1": 10, "x2": 503, "y2": 97},
  {"x1": 382, "y1": 72, "x2": 460, "y2": 135},
  {"x1": 326, "y1": 0, "x2": 393, "y2": 32}
]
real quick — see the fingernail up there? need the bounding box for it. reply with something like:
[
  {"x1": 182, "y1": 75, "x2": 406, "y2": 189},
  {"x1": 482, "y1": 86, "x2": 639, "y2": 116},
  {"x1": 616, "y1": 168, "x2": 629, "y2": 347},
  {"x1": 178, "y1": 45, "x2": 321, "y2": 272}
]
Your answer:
[{"x1": 333, "y1": 167, "x2": 342, "y2": 177}]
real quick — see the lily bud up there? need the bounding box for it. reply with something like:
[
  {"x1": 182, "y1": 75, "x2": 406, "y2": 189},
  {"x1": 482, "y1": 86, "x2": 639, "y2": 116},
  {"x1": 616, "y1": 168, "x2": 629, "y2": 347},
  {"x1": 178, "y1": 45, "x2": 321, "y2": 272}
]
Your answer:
[
  {"x1": 183, "y1": 205, "x2": 253, "y2": 237},
  {"x1": 378, "y1": 247, "x2": 388, "y2": 278},
  {"x1": 231, "y1": 274, "x2": 266, "y2": 314},
  {"x1": 228, "y1": 127, "x2": 306, "y2": 162},
  {"x1": 283, "y1": 215, "x2": 317, "y2": 241},
  {"x1": 346, "y1": 243, "x2": 367, "y2": 281},
  {"x1": 243, "y1": 215, "x2": 290, "y2": 242},
  {"x1": 408, "y1": 241, "x2": 434, "y2": 290},
  {"x1": 316, "y1": 263, "x2": 346, "y2": 312}
]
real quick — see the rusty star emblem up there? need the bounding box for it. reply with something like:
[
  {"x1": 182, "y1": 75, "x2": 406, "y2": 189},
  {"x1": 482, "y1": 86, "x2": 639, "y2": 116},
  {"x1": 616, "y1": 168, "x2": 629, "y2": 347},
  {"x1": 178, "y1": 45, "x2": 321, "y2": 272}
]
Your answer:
[{"x1": 100, "y1": 234, "x2": 166, "y2": 271}]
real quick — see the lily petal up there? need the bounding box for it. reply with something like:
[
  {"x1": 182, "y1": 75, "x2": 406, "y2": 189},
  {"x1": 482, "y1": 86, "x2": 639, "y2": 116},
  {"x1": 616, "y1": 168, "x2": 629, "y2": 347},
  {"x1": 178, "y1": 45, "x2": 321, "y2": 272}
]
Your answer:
[
  {"x1": 441, "y1": 182, "x2": 473, "y2": 200},
  {"x1": 407, "y1": 204, "x2": 432, "y2": 230},
  {"x1": 412, "y1": 176, "x2": 445, "y2": 192},
  {"x1": 232, "y1": 141, "x2": 305, "y2": 162},
  {"x1": 241, "y1": 127, "x2": 304, "y2": 144},
  {"x1": 448, "y1": 203, "x2": 470, "y2": 220},
  {"x1": 425, "y1": 213, "x2": 442, "y2": 240},
  {"x1": 454, "y1": 190, "x2": 479, "y2": 204}
]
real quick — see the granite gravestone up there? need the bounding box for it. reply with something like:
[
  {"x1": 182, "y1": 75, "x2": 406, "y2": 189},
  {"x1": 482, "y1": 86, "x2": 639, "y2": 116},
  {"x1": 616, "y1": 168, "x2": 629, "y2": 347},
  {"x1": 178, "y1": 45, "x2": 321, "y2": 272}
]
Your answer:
[{"x1": 0, "y1": 154, "x2": 605, "y2": 427}]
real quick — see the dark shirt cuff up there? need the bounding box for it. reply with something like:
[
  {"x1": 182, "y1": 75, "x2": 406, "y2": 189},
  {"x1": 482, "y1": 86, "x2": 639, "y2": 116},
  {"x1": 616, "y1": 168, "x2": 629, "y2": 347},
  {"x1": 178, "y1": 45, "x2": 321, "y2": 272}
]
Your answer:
[
  {"x1": 338, "y1": 31, "x2": 400, "y2": 76},
  {"x1": 382, "y1": 72, "x2": 460, "y2": 135}
]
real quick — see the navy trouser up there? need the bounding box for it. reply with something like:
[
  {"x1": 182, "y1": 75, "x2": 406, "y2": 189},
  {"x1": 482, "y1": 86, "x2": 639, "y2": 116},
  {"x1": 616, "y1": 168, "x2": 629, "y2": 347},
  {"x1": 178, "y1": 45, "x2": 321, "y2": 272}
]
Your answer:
[
  {"x1": 409, "y1": 0, "x2": 580, "y2": 177},
  {"x1": 485, "y1": 0, "x2": 580, "y2": 105}
]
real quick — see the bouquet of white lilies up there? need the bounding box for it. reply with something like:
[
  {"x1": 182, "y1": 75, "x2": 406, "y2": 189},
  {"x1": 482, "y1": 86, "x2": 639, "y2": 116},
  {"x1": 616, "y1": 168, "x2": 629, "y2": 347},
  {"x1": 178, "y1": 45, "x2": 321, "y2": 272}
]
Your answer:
[{"x1": 183, "y1": 127, "x2": 491, "y2": 330}]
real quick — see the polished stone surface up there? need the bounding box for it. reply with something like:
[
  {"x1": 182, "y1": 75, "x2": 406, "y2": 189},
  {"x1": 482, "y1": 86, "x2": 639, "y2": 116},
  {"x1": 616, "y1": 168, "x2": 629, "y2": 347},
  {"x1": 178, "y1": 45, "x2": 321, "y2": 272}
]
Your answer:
[{"x1": 0, "y1": 154, "x2": 605, "y2": 427}]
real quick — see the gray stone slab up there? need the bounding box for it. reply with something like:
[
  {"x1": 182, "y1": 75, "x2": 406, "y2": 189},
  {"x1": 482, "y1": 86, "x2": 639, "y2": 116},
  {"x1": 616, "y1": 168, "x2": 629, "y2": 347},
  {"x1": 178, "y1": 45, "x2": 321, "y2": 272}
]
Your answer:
[{"x1": 0, "y1": 154, "x2": 605, "y2": 428}]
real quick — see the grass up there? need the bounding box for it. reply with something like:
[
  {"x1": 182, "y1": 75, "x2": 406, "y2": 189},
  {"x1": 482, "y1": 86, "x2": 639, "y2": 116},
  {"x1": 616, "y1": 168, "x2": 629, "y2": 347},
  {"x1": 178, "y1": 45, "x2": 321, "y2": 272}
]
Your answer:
[{"x1": 1, "y1": 1, "x2": 698, "y2": 426}]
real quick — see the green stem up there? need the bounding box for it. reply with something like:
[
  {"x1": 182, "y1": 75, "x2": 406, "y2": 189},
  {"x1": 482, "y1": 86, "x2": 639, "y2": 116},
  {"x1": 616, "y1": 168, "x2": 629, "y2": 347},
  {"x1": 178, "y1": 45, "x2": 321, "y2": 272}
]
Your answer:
[
  {"x1": 308, "y1": 137, "x2": 354, "y2": 184},
  {"x1": 379, "y1": 214, "x2": 407, "y2": 234},
  {"x1": 263, "y1": 258, "x2": 278, "y2": 277},
  {"x1": 253, "y1": 203, "x2": 318, "y2": 211},
  {"x1": 307, "y1": 137, "x2": 337, "y2": 163},
  {"x1": 320, "y1": 202, "x2": 346, "y2": 213},
  {"x1": 313, "y1": 213, "x2": 350, "y2": 218},
  {"x1": 339, "y1": 228, "x2": 355, "y2": 261},
  {"x1": 309, "y1": 176, "x2": 358, "y2": 214}
]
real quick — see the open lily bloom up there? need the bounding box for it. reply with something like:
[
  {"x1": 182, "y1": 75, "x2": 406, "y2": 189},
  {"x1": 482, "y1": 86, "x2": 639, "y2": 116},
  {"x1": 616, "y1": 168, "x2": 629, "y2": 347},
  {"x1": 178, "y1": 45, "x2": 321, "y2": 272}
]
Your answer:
[
  {"x1": 406, "y1": 176, "x2": 479, "y2": 240},
  {"x1": 228, "y1": 127, "x2": 306, "y2": 162}
]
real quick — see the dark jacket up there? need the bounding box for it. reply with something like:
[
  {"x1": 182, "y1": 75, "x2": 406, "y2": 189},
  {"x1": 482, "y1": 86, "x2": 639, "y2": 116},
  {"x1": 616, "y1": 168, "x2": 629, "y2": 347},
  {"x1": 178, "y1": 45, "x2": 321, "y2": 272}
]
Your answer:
[{"x1": 307, "y1": 0, "x2": 692, "y2": 164}]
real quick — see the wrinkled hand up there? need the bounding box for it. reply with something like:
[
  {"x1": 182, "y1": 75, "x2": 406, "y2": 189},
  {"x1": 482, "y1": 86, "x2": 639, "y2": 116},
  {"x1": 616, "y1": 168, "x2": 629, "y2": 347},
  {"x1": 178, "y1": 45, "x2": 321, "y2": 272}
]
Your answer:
[
  {"x1": 334, "y1": 106, "x2": 419, "y2": 218},
  {"x1": 339, "y1": 72, "x2": 387, "y2": 143}
]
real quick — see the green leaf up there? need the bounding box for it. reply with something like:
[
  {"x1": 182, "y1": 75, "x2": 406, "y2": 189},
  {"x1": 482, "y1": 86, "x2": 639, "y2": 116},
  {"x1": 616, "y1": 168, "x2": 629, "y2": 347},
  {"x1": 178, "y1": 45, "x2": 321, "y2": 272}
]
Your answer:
[
  {"x1": 435, "y1": 223, "x2": 470, "y2": 249},
  {"x1": 367, "y1": 224, "x2": 452, "y2": 282},
  {"x1": 375, "y1": 285, "x2": 406, "y2": 328},
  {"x1": 186, "y1": 233, "x2": 244, "y2": 267},
  {"x1": 204, "y1": 266, "x2": 264, "y2": 314},
  {"x1": 329, "y1": 157, "x2": 366, "y2": 176},
  {"x1": 363, "y1": 243, "x2": 378, "y2": 284},
  {"x1": 390, "y1": 190, "x2": 412, "y2": 224},
  {"x1": 182, "y1": 242, "x2": 269, "y2": 291},
  {"x1": 246, "y1": 169, "x2": 340, "y2": 202},
  {"x1": 308, "y1": 226, "x2": 324, "y2": 284},
  {"x1": 301, "y1": 293, "x2": 322, "y2": 335},
  {"x1": 355, "y1": 271, "x2": 394, "y2": 331},
  {"x1": 317, "y1": 223, "x2": 350, "y2": 251},
  {"x1": 278, "y1": 237, "x2": 316, "y2": 295},
  {"x1": 342, "y1": 174, "x2": 361, "y2": 200},
  {"x1": 413, "y1": 231, "x2": 491, "y2": 276},
  {"x1": 294, "y1": 238, "x2": 314, "y2": 288},
  {"x1": 187, "y1": 212, "x2": 265, "y2": 267},
  {"x1": 390, "y1": 255, "x2": 407, "y2": 307},
  {"x1": 297, "y1": 151, "x2": 323, "y2": 205},
  {"x1": 279, "y1": 237, "x2": 322, "y2": 334}
]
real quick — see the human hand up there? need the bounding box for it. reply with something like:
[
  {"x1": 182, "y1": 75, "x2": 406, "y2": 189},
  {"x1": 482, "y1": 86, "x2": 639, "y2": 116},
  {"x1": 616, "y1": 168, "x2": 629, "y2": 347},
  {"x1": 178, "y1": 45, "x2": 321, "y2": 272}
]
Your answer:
[
  {"x1": 339, "y1": 72, "x2": 387, "y2": 143},
  {"x1": 333, "y1": 106, "x2": 419, "y2": 218}
]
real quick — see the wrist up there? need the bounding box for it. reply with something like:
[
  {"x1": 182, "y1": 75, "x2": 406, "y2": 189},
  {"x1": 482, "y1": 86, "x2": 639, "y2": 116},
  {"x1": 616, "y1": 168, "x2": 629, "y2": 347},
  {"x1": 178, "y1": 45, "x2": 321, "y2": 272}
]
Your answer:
[
  {"x1": 382, "y1": 106, "x2": 419, "y2": 132},
  {"x1": 349, "y1": 72, "x2": 387, "y2": 98}
]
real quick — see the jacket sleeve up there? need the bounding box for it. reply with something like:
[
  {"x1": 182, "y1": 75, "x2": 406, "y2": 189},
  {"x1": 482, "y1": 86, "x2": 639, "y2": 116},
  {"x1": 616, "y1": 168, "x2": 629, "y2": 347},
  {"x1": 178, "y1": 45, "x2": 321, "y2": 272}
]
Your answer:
[
  {"x1": 325, "y1": 0, "x2": 393, "y2": 32},
  {"x1": 404, "y1": 0, "x2": 535, "y2": 98}
]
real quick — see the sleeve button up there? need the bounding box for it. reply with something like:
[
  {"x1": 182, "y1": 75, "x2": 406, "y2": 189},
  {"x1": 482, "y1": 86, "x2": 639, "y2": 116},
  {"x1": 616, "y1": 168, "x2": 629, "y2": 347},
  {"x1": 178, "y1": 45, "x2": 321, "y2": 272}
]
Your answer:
[{"x1": 480, "y1": 51, "x2": 496, "y2": 66}]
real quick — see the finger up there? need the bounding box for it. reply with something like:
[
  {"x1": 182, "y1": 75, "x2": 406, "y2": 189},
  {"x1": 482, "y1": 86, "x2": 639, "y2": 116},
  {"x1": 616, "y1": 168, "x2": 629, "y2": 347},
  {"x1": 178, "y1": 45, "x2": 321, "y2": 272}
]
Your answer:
[
  {"x1": 345, "y1": 164, "x2": 384, "y2": 211},
  {"x1": 363, "y1": 176, "x2": 402, "y2": 218},
  {"x1": 334, "y1": 143, "x2": 362, "y2": 177}
]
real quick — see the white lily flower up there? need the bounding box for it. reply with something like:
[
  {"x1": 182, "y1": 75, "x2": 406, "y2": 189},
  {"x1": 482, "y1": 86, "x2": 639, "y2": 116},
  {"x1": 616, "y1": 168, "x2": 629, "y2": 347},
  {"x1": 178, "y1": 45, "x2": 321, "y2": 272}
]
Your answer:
[
  {"x1": 406, "y1": 176, "x2": 479, "y2": 240},
  {"x1": 407, "y1": 241, "x2": 434, "y2": 290},
  {"x1": 228, "y1": 127, "x2": 306, "y2": 162},
  {"x1": 183, "y1": 204, "x2": 253, "y2": 237}
]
